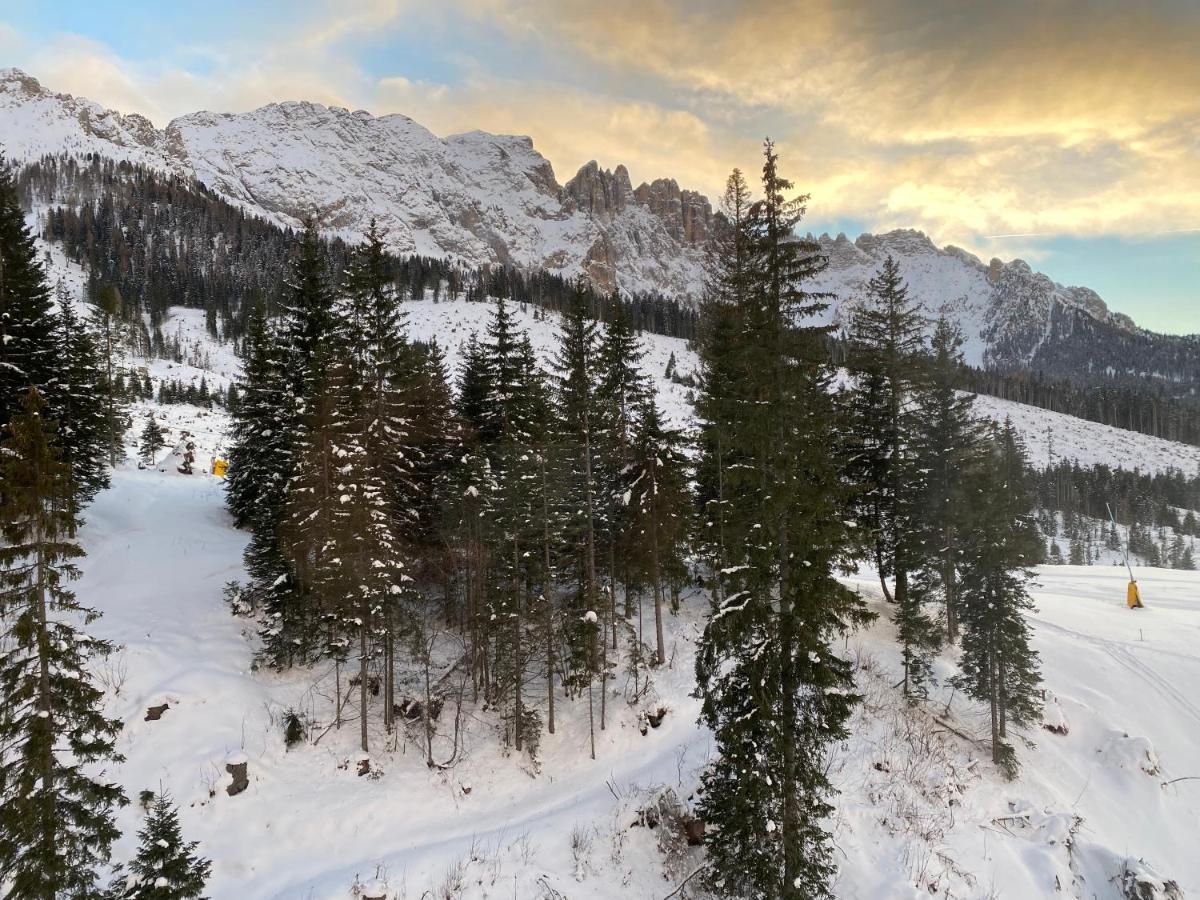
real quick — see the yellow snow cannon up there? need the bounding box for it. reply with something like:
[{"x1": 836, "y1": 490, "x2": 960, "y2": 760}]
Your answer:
[{"x1": 1127, "y1": 580, "x2": 1144, "y2": 609}]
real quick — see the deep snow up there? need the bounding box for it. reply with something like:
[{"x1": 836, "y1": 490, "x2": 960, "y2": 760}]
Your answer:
[{"x1": 55, "y1": 303, "x2": 1200, "y2": 898}]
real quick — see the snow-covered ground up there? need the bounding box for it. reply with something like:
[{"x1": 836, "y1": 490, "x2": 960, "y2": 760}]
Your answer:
[
  {"x1": 79, "y1": 442, "x2": 1200, "y2": 898},
  {"x1": 58, "y1": 302, "x2": 1200, "y2": 898}
]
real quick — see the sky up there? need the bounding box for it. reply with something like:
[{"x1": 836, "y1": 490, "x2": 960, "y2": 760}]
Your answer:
[{"x1": 3, "y1": 0, "x2": 1197, "y2": 333}]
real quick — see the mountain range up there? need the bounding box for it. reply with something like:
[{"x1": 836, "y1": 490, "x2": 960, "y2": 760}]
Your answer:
[{"x1": 2, "y1": 66, "x2": 1196, "y2": 380}]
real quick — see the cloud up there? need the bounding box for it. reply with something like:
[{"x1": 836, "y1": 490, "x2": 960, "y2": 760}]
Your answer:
[{"x1": 3, "y1": 0, "x2": 1196, "y2": 254}]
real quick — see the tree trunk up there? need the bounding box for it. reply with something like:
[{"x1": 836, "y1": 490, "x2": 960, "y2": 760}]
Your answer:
[
  {"x1": 359, "y1": 595, "x2": 369, "y2": 754},
  {"x1": 543, "y1": 461, "x2": 556, "y2": 735},
  {"x1": 513, "y1": 537, "x2": 523, "y2": 753},
  {"x1": 989, "y1": 632, "x2": 1002, "y2": 764},
  {"x1": 650, "y1": 463, "x2": 666, "y2": 666},
  {"x1": 944, "y1": 523, "x2": 958, "y2": 643}
]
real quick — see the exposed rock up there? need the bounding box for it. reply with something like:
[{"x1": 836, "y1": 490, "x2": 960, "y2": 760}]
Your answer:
[
  {"x1": 632, "y1": 178, "x2": 712, "y2": 245},
  {"x1": 564, "y1": 161, "x2": 633, "y2": 218},
  {"x1": 144, "y1": 702, "x2": 169, "y2": 722}
]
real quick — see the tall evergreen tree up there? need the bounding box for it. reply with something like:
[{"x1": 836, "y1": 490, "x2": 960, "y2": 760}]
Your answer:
[
  {"x1": 278, "y1": 218, "x2": 335, "y2": 405},
  {"x1": 0, "y1": 388, "x2": 127, "y2": 898},
  {"x1": 911, "y1": 318, "x2": 984, "y2": 643},
  {"x1": 0, "y1": 161, "x2": 57, "y2": 434},
  {"x1": 954, "y1": 421, "x2": 1043, "y2": 777},
  {"x1": 624, "y1": 397, "x2": 689, "y2": 665},
  {"x1": 50, "y1": 290, "x2": 112, "y2": 513},
  {"x1": 695, "y1": 144, "x2": 870, "y2": 900},
  {"x1": 694, "y1": 168, "x2": 753, "y2": 605},
  {"x1": 844, "y1": 255, "x2": 938, "y2": 697},
  {"x1": 551, "y1": 286, "x2": 604, "y2": 733}
]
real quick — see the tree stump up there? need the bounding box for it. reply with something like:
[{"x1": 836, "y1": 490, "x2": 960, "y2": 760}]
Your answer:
[{"x1": 226, "y1": 753, "x2": 249, "y2": 796}]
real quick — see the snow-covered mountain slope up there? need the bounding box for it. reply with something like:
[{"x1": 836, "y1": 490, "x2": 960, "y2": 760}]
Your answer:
[
  {"x1": 5, "y1": 65, "x2": 1197, "y2": 384},
  {"x1": 0, "y1": 67, "x2": 708, "y2": 300},
  {"x1": 73, "y1": 304, "x2": 1200, "y2": 898},
  {"x1": 809, "y1": 229, "x2": 1200, "y2": 377}
]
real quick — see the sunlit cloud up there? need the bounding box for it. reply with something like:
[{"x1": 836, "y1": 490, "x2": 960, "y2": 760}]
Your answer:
[{"x1": 3, "y1": 0, "x2": 1196, "y2": 265}]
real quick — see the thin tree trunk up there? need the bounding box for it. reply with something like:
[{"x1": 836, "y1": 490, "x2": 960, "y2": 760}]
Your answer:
[
  {"x1": 513, "y1": 537, "x2": 523, "y2": 753},
  {"x1": 989, "y1": 633, "x2": 1001, "y2": 764},
  {"x1": 35, "y1": 535, "x2": 54, "y2": 794},
  {"x1": 359, "y1": 595, "x2": 369, "y2": 754},
  {"x1": 650, "y1": 463, "x2": 666, "y2": 666},
  {"x1": 543, "y1": 457, "x2": 556, "y2": 735},
  {"x1": 944, "y1": 523, "x2": 958, "y2": 643}
]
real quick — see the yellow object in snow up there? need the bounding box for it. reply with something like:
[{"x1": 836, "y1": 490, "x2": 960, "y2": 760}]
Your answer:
[
  {"x1": 1127, "y1": 580, "x2": 1143, "y2": 609},
  {"x1": 211, "y1": 458, "x2": 228, "y2": 478}
]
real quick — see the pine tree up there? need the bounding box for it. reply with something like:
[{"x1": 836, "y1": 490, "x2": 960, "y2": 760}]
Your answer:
[
  {"x1": 0, "y1": 160, "x2": 57, "y2": 433},
  {"x1": 910, "y1": 318, "x2": 985, "y2": 645},
  {"x1": 694, "y1": 168, "x2": 753, "y2": 606},
  {"x1": 139, "y1": 414, "x2": 167, "y2": 468},
  {"x1": 225, "y1": 303, "x2": 290, "y2": 529},
  {"x1": 552, "y1": 285, "x2": 604, "y2": 744},
  {"x1": 111, "y1": 793, "x2": 210, "y2": 899},
  {"x1": 844, "y1": 255, "x2": 938, "y2": 697},
  {"x1": 92, "y1": 284, "x2": 128, "y2": 468},
  {"x1": 225, "y1": 302, "x2": 299, "y2": 664},
  {"x1": 0, "y1": 388, "x2": 127, "y2": 897},
  {"x1": 954, "y1": 421, "x2": 1043, "y2": 777},
  {"x1": 278, "y1": 218, "x2": 335, "y2": 406},
  {"x1": 455, "y1": 333, "x2": 490, "y2": 440},
  {"x1": 624, "y1": 397, "x2": 689, "y2": 665},
  {"x1": 595, "y1": 294, "x2": 652, "y2": 643},
  {"x1": 695, "y1": 144, "x2": 870, "y2": 900},
  {"x1": 50, "y1": 288, "x2": 113, "y2": 513}
]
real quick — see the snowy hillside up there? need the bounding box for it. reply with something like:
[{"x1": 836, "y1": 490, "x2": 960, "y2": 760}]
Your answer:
[
  {"x1": 52, "y1": 301, "x2": 1198, "y2": 898},
  {"x1": 402, "y1": 298, "x2": 1200, "y2": 479}
]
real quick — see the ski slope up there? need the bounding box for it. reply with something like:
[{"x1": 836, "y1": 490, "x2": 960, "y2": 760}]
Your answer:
[{"x1": 58, "y1": 303, "x2": 1200, "y2": 898}]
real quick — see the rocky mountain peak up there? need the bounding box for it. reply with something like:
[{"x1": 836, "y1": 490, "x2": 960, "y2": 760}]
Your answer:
[
  {"x1": 632, "y1": 178, "x2": 712, "y2": 246},
  {"x1": 563, "y1": 161, "x2": 634, "y2": 217}
]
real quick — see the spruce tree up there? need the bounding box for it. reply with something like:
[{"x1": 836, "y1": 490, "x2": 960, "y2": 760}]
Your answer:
[
  {"x1": 226, "y1": 302, "x2": 298, "y2": 664},
  {"x1": 0, "y1": 160, "x2": 57, "y2": 433},
  {"x1": 910, "y1": 317, "x2": 984, "y2": 643},
  {"x1": 551, "y1": 286, "x2": 604, "y2": 735},
  {"x1": 0, "y1": 388, "x2": 127, "y2": 897},
  {"x1": 139, "y1": 415, "x2": 167, "y2": 468},
  {"x1": 278, "y1": 218, "x2": 335, "y2": 405},
  {"x1": 695, "y1": 144, "x2": 870, "y2": 900},
  {"x1": 624, "y1": 396, "x2": 689, "y2": 666},
  {"x1": 694, "y1": 168, "x2": 752, "y2": 605},
  {"x1": 91, "y1": 284, "x2": 128, "y2": 468},
  {"x1": 844, "y1": 255, "x2": 938, "y2": 698},
  {"x1": 954, "y1": 421, "x2": 1043, "y2": 777},
  {"x1": 50, "y1": 289, "x2": 113, "y2": 512},
  {"x1": 111, "y1": 793, "x2": 210, "y2": 899}
]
